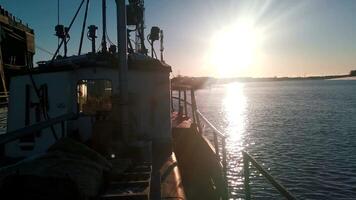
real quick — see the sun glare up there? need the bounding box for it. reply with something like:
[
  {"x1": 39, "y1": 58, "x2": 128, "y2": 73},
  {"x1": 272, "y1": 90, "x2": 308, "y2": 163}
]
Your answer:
[{"x1": 208, "y1": 19, "x2": 262, "y2": 77}]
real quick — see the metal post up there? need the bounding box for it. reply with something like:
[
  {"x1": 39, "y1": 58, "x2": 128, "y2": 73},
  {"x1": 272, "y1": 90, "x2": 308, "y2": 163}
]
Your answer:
[
  {"x1": 91, "y1": 34, "x2": 96, "y2": 53},
  {"x1": 116, "y1": 0, "x2": 129, "y2": 142},
  {"x1": 160, "y1": 30, "x2": 164, "y2": 62},
  {"x1": 178, "y1": 89, "x2": 181, "y2": 115},
  {"x1": 190, "y1": 89, "x2": 196, "y2": 123},
  {"x1": 222, "y1": 138, "x2": 227, "y2": 178},
  {"x1": 213, "y1": 132, "x2": 220, "y2": 161},
  {"x1": 0, "y1": 45, "x2": 8, "y2": 100},
  {"x1": 63, "y1": 37, "x2": 68, "y2": 57},
  {"x1": 178, "y1": 90, "x2": 181, "y2": 107},
  {"x1": 101, "y1": 0, "x2": 107, "y2": 52},
  {"x1": 183, "y1": 90, "x2": 187, "y2": 116},
  {"x1": 221, "y1": 138, "x2": 229, "y2": 200},
  {"x1": 170, "y1": 88, "x2": 174, "y2": 111},
  {"x1": 191, "y1": 89, "x2": 202, "y2": 133},
  {"x1": 243, "y1": 152, "x2": 251, "y2": 200}
]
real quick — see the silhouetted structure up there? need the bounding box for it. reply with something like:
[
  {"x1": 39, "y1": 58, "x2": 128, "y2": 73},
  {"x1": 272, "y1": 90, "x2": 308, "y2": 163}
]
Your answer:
[{"x1": 0, "y1": 5, "x2": 35, "y2": 95}]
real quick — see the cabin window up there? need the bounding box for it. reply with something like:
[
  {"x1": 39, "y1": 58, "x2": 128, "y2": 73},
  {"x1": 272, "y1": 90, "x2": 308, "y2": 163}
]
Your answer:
[{"x1": 77, "y1": 80, "x2": 112, "y2": 114}]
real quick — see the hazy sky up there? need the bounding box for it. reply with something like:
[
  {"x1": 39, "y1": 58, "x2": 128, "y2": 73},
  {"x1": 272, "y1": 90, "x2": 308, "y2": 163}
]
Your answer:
[{"x1": 1, "y1": 0, "x2": 356, "y2": 77}]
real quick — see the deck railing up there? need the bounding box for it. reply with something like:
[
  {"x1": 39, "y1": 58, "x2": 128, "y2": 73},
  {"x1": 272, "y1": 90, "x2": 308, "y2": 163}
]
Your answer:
[
  {"x1": 242, "y1": 151, "x2": 296, "y2": 200},
  {"x1": 195, "y1": 109, "x2": 227, "y2": 180},
  {"x1": 171, "y1": 85, "x2": 296, "y2": 200},
  {"x1": 0, "y1": 112, "x2": 78, "y2": 145},
  {"x1": 171, "y1": 86, "x2": 228, "y2": 199},
  {"x1": 0, "y1": 91, "x2": 8, "y2": 107}
]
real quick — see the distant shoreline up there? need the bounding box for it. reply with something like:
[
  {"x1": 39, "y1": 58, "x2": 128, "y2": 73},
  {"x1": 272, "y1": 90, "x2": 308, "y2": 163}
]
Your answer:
[
  {"x1": 328, "y1": 76, "x2": 356, "y2": 80},
  {"x1": 172, "y1": 73, "x2": 356, "y2": 89}
]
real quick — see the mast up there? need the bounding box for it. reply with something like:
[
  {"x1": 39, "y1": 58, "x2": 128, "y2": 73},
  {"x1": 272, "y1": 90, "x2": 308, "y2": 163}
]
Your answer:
[
  {"x1": 101, "y1": 0, "x2": 107, "y2": 52},
  {"x1": 116, "y1": 0, "x2": 129, "y2": 141}
]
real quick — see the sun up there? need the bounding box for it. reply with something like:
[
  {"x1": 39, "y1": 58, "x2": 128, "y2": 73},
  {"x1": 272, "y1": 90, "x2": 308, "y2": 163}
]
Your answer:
[{"x1": 208, "y1": 19, "x2": 262, "y2": 77}]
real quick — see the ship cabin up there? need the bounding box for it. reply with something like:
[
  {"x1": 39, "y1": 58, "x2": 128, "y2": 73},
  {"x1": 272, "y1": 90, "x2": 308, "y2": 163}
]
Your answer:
[{"x1": 4, "y1": 52, "x2": 172, "y2": 159}]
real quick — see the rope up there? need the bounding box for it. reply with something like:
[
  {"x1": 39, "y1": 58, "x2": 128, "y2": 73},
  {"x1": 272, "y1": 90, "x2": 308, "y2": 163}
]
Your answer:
[{"x1": 36, "y1": 45, "x2": 54, "y2": 56}]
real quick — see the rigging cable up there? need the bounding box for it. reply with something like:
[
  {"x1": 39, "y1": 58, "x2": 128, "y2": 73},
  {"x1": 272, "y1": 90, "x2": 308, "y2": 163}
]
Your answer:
[
  {"x1": 78, "y1": 0, "x2": 90, "y2": 55},
  {"x1": 106, "y1": 33, "x2": 114, "y2": 46},
  {"x1": 51, "y1": 0, "x2": 86, "y2": 61},
  {"x1": 36, "y1": 45, "x2": 54, "y2": 56}
]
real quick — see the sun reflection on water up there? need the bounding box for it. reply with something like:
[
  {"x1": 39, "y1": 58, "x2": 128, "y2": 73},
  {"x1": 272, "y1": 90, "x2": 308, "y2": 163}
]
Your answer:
[
  {"x1": 223, "y1": 82, "x2": 248, "y2": 194},
  {"x1": 222, "y1": 83, "x2": 247, "y2": 197},
  {"x1": 223, "y1": 82, "x2": 247, "y2": 145}
]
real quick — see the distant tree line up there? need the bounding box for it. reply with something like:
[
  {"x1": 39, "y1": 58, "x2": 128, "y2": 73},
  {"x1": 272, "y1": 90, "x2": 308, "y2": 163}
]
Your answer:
[
  {"x1": 171, "y1": 75, "x2": 212, "y2": 89},
  {"x1": 171, "y1": 70, "x2": 356, "y2": 89}
]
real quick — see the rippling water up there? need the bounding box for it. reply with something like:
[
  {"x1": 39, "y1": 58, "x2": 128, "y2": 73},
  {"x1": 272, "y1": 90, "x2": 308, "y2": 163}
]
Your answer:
[
  {"x1": 195, "y1": 80, "x2": 356, "y2": 200},
  {"x1": 0, "y1": 107, "x2": 7, "y2": 134}
]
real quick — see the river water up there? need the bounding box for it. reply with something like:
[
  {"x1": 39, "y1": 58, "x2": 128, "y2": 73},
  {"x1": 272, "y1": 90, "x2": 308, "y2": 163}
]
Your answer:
[{"x1": 195, "y1": 80, "x2": 356, "y2": 199}]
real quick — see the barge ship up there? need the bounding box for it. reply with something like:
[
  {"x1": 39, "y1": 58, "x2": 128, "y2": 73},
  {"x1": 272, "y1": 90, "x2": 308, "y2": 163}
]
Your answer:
[{"x1": 0, "y1": 1, "x2": 296, "y2": 199}]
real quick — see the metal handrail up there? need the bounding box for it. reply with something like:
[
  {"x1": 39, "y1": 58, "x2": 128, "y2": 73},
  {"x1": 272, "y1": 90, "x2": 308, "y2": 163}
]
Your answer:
[
  {"x1": 195, "y1": 109, "x2": 226, "y2": 139},
  {"x1": 171, "y1": 96, "x2": 192, "y2": 106},
  {"x1": 195, "y1": 109, "x2": 228, "y2": 200},
  {"x1": 0, "y1": 112, "x2": 77, "y2": 145},
  {"x1": 171, "y1": 89, "x2": 296, "y2": 199},
  {"x1": 0, "y1": 91, "x2": 9, "y2": 106},
  {"x1": 242, "y1": 151, "x2": 296, "y2": 200},
  {"x1": 171, "y1": 91, "x2": 229, "y2": 199}
]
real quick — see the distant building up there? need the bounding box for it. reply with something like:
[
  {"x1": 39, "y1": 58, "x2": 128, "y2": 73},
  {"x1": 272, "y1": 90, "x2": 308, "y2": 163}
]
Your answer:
[{"x1": 350, "y1": 70, "x2": 356, "y2": 76}]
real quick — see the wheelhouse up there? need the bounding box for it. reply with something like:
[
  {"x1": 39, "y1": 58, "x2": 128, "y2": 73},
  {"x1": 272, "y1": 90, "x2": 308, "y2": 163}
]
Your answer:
[{"x1": 5, "y1": 53, "x2": 172, "y2": 158}]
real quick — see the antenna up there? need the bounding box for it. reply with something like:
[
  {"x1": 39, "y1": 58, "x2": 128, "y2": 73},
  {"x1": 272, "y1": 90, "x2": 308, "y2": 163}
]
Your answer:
[
  {"x1": 57, "y1": 0, "x2": 60, "y2": 25},
  {"x1": 57, "y1": 0, "x2": 60, "y2": 54}
]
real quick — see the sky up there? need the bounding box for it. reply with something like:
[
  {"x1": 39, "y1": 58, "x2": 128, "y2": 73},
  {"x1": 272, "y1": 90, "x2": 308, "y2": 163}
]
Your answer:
[{"x1": 1, "y1": 0, "x2": 356, "y2": 78}]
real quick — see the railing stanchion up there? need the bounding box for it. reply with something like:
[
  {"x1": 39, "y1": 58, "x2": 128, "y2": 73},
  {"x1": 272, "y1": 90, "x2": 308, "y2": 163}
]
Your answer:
[
  {"x1": 178, "y1": 89, "x2": 181, "y2": 115},
  {"x1": 183, "y1": 89, "x2": 188, "y2": 116},
  {"x1": 222, "y1": 138, "x2": 227, "y2": 176},
  {"x1": 242, "y1": 151, "x2": 296, "y2": 200},
  {"x1": 170, "y1": 87, "x2": 174, "y2": 111},
  {"x1": 222, "y1": 138, "x2": 228, "y2": 200},
  {"x1": 213, "y1": 131, "x2": 220, "y2": 161},
  {"x1": 191, "y1": 90, "x2": 202, "y2": 134},
  {"x1": 243, "y1": 152, "x2": 251, "y2": 200},
  {"x1": 190, "y1": 89, "x2": 196, "y2": 123}
]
